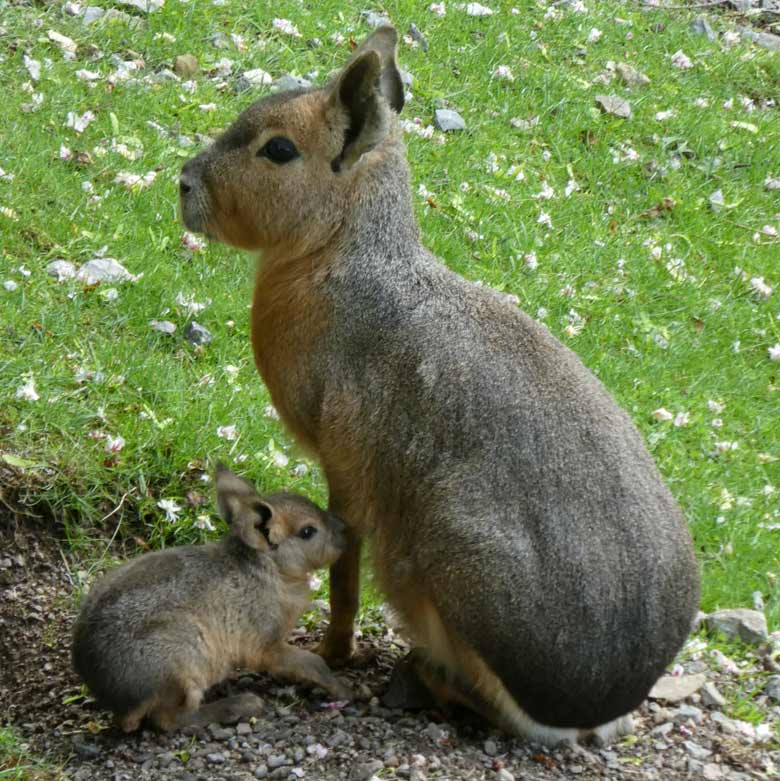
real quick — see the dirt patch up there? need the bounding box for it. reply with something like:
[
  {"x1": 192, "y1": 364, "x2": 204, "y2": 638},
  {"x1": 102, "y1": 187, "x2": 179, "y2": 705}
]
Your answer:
[{"x1": 1, "y1": 518, "x2": 779, "y2": 781}]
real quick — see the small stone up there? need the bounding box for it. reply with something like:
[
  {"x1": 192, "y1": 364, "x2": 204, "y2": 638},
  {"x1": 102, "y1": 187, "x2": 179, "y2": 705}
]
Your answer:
[
  {"x1": 267, "y1": 754, "x2": 289, "y2": 769},
  {"x1": 354, "y1": 760, "x2": 384, "y2": 780},
  {"x1": 737, "y1": 26, "x2": 780, "y2": 51},
  {"x1": 184, "y1": 321, "x2": 213, "y2": 345},
  {"x1": 408, "y1": 22, "x2": 428, "y2": 51},
  {"x1": 206, "y1": 753, "x2": 226, "y2": 764},
  {"x1": 483, "y1": 739, "x2": 498, "y2": 756},
  {"x1": 651, "y1": 722, "x2": 674, "y2": 737},
  {"x1": 116, "y1": 0, "x2": 164, "y2": 12},
  {"x1": 616, "y1": 62, "x2": 650, "y2": 88},
  {"x1": 208, "y1": 724, "x2": 233, "y2": 740},
  {"x1": 149, "y1": 319, "x2": 176, "y2": 335},
  {"x1": 730, "y1": 0, "x2": 754, "y2": 10},
  {"x1": 81, "y1": 7, "x2": 105, "y2": 23},
  {"x1": 73, "y1": 740, "x2": 101, "y2": 759},
  {"x1": 77, "y1": 258, "x2": 139, "y2": 284},
  {"x1": 307, "y1": 38, "x2": 323, "y2": 48},
  {"x1": 272, "y1": 74, "x2": 312, "y2": 92},
  {"x1": 690, "y1": 16, "x2": 717, "y2": 41},
  {"x1": 595, "y1": 94, "x2": 631, "y2": 119},
  {"x1": 254, "y1": 765, "x2": 269, "y2": 779},
  {"x1": 703, "y1": 764, "x2": 723, "y2": 781},
  {"x1": 237, "y1": 68, "x2": 273, "y2": 92},
  {"x1": 709, "y1": 189, "x2": 725, "y2": 211},
  {"x1": 236, "y1": 722, "x2": 252, "y2": 736},
  {"x1": 174, "y1": 54, "x2": 198, "y2": 78},
  {"x1": 675, "y1": 705, "x2": 704, "y2": 725},
  {"x1": 361, "y1": 10, "x2": 391, "y2": 28},
  {"x1": 765, "y1": 675, "x2": 780, "y2": 701},
  {"x1": 701, "y1": 682, "x2": 726, "y2": 709},
  {"x1": 683, "y1": 741, "x2": 711, "y2": 760},
  {"x1": 424, "y1": 722, "x2": 443, "y2": 741},
  {"x1": 47, "y1": 260, "x2": 77, "y2": 281},
  {"x1": 649, "y1": 674, "x2": 706, "y2": 703},
  {"x1": 706, "y1": 609, "x2": 768, "y2": 644},
  {"x1": 157, "y1": 752, "x2": 176, "y2": 768},
  {"x1": 434, "y1": 109, "x2": 466, "y2": 132},
  {"x1": 497, "y1": 770, "x2": 515, "y2": 781},
  {"x1": 399, "y1": 69, "x2": 414, "y2": 87}
]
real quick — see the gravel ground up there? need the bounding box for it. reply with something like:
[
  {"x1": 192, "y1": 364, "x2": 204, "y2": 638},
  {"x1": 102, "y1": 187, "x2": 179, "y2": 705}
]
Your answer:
[{"x1": 2, "y1": 519, "x2": 779, "y2": 781}]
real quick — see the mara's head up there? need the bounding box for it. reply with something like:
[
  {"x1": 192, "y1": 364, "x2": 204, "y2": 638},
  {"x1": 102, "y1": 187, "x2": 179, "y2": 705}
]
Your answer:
[
  {"x1": 180, "y1": 26, "x2": 404, "y2": 257},
  {"x1": 215, "y1": 465, "x2": 346, "y2": 576}
]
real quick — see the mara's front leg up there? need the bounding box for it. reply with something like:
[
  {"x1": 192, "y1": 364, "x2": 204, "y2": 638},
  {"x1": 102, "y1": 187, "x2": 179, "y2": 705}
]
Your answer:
[{"x1": 316, "y1": 523, "x2": 361, "y2": 666}]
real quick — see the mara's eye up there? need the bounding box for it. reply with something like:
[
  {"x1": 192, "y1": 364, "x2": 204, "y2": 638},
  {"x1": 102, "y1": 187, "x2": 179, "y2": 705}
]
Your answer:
[
  {"x1": 299, "y1": 525, "x2": 317, "y2": 540},
  {"x1": 259, "y1": 136, "x2": 299, "y2": 164}
]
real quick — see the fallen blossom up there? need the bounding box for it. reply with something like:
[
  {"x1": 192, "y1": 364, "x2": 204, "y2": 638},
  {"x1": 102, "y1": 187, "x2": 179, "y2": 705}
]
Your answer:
[
  {"x1": 429, "y1": 2, "x2": 446, "y2": 14},
  {"x1": 198, "y1": 103, "x2": 217, "y2": 112},
  {"x1": 59, "y1": 144, "x2": 73, "y2": 160},
  {"x1": 534, "y1": 182, "x2": 555, "y2": 200},
  {"x1": 330, "y1": 32, "x2": 346, "y2": 45},
  {"x1": 272, "y1": 449, "x2": 289, "y2": 468},
  {"x1": 765, "y1": 176, "x2": 780, "y2": 191},
  {"x1": 714, "y1": 441, "x2": 738, "y2": 455},
  {"x1": 707, "y1": 399, "x2": 725, "y2": 414},
  {"x1": 114, "y1": 171, "x2": 157, "y2": 190},
  {"x1": 292, "y1": 462, "x2": 308, "y2": 477},
  {"x1": 769, "y1": 344, "x2": 780, "y2": 361},
  {"x1": 23, "y1": 55, "x2": 41, "y2": 81},
  {"x1": 47, "y1": 29, "x2": 77, "y2": 55},
  {"x1": 157, "y1": 498, "x2": 182, "y2": 523},
  {"x1": 673, "y1": 412, "x2": 689, "y2": 427},
  {"x1": 587, "y1": 28, "x2": 602, "y2": 44},
  {"x1": 217, "y1": 424, "x2": 238, "y2": 440},
  {"x1": 652, "y1": 408, "x2": 673, "y2": 422},
  {"x1": 175, "y1": 291, "x2": 210, "y2": 315},
  {"x1": 523, "y1": 252, "x2": 538, "y2": 270},
  {"x1": 76, "y1": 69, "x2": 101, "y2": 81},
  {"x1": 272, "y1": 18, "x2": 301, "y2": 37},
  {"x1": 466, "y1": 2, "x2": 493, "y2": 15},
  {"x1": 711, "y1": 419, "x2": 723, "y2": 428},
  {"x1": 181, "y1": 231, "x2": 206, "y2": 252},
  {"x1": 671, "y1": 50, "x2": 693, "y2": 69},
  {"x1": 4, "y1": 280, "x2": 18, "y2": 292},
  {"x1": 399, "y1": 118, "x2": 434, "y2": 139},
  {"x1": 750, "y1": 277, "x2": 772, "y2": 299},
  {"x1": 1, "y1": 206, "x2": 19, "y2": 221},
  {"x1": 16, "y1": 377, "x2": 40, "y2": 401},
  {"x1": 492, "y1": 65, "x2": 514, "y2": 81},
  {"x1": 105, "y1": 435, "x2": 125, "y2": 453},
  {"x1": 564, "y1": 178, "x2": 579, "y2": 197},
  {"x1": 570, "y1": 0, "x2": 588, "y2": 11},
  {"x1": 537, "y1": 211, "x2": 552, "y2": 228},
  {"x1": 655, "y1": 109, "x2": 675, "y2": 121},
  {"x1": 195, "y1": 514, "x2": 215, "y2": 532},
  {"x1": 709, "y1": 649, "x2": 739, "y2": 674},
  {"x1": 761, "y1": 225, "x2": 779, "y2": 238},
  {"x1": 65, "y1": 110, "x2": 96, "y2": 134}
]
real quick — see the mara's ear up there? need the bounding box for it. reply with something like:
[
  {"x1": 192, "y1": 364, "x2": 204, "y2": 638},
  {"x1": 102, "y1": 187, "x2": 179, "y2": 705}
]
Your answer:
[
  {"x1": 215, "y1": 465, "x2": 271, "y2": 550},
  {"x1": 328, "y1": 25, "x2": 404, "y2": 172}
]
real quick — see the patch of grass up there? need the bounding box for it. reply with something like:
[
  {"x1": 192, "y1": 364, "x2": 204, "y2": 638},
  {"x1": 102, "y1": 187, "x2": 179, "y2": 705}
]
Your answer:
[
  {"x1": 0, "y1": 2, "x2": 778, "y2": 625},
  {"x1": 0, "y1": 728, "x2": 60, "y2": 780}
]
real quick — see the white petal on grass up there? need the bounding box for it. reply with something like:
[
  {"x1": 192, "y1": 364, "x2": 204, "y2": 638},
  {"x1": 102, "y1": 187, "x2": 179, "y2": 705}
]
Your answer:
[
  {"x1": 65, "y1": 110, "x2": 96, "y2": 134},
  {"x1": 711, "y1": 419, "x2": 723, "y2": 428},
  {"x1": 765, "y1": 176, "x2": 780, "y2": 191},
  {"x1": 707, "y1": 399, "x2": 725, "y2": 413},
  {"x1": 429, "y1": 2, "x2": 446, "y2": 14},
  {"x1": 292, "y1": 463, "x2": 309, "y2": 477},
  {"x1": 466, "y1": 3, "x2": 493, "y2": 16},
  {"x1": 652, "y1": 408, "x2": 673, "y2": 422},
  {"x1": 670, "y1": 50, "x2": 693, "y2": 69},
  {"x1": 217, "y1": 425, "x2": 238, "y2": 441},
  {"x1": 105, "y1": 435, "x2": 125, "y2": 453},
  {"x1": 195, "y1": 514, "x2": 216, "y2": 532},
  {"x1": 175, "y1": 291, "x2": 210, "y2": 315},
  {"x1": 4, "y1": 280, "x2": 18, "y2": 292},
  {"x1": 492, "y1": 65, "x2": 514, "y2": 81},
  {"x1": 76, "y1": 69, "x2": 101, "y2": 81},
  {"x1": 114, "y1": 171, "x2": 157, "y2": 190},
  {"x1": 673, "y1": 412, "x2": 689, "y2": 427},
  {"x1": 272, "y1": 18, "x2": 301, "y2": 37},
  {"x1": 587, "y1": 28, "x2": 602, "y2": 43},
  {"x1": 537, "y1": 212, "x2": 552, "y2": 228},
  {"x1": 1, "y1": 206, "x2": 19, "y2": 221},
  {"x1": 181, "y1": 232, "x2": 205, "y2": 252},
  {"x1": 157, "y1": 498, "x2": 182, "y2": 523},
  {"x1": 264, "y1": 403, "x2": 280, "y2": 420},
  {"x1": 750, "y1": 277, "x2": 772, "y2": 299},
  {"x1": 714, "y1": 441, "x2": 738, "y2": 455},
  {"x1": 16, "y1": 377, "x2": 40, "y2": 402},
  {"x1": 272, "y1": 450, "x2": 289, "y2": 469},
  {"x1": 24, "y1": 55, "x2": 41, "y2": 81},
  {"x1": 523, "y1": 252, "x2": 538, "y2": 270},
  {"x1": 769, "y1": 344, "x2": 780, "y2": 361}
]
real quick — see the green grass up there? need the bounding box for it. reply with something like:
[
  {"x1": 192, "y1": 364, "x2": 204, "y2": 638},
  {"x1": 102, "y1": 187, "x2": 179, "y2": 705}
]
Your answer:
[
  {"x1": 0, "y1": 728, "x2": 59, "y2": 780},
  {"x1": 1, "y1": 1, "x2": 779, "y2": 626}
]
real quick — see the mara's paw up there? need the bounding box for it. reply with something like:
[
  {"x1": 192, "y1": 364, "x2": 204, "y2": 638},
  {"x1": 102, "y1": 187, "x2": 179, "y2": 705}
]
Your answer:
[
  {"x1": 314, "y1": 631, "x2": 356, "y2": 668},
  {"x1": 579, "y1": 714, "x2": 634, "y2": 747}
]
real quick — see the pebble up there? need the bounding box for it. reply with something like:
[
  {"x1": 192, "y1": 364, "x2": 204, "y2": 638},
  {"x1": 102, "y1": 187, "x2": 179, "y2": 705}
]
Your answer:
[
  {"x1": 156, "y1": 752, "x2": 176, "y2": 767},
  {"x1": 703, "y1": 763, "x2": 723, "y2": 780},
  {"x1": 254, "y1": 765, "x2": 269, "y2": 779},
  {"x1": 46, "y1": 259, "x2": 77, "y2": 281},
  {"x1": 737, "y1": 25, "x2": 780, "y2": 51},
  {"x1": 354, "y1": 759, "x2": 384, "y2": 780},
  {"x1": 207, "y1": 752, "x2": 226, "y2": 764},
  {"x1": 701, "y1": 682, "x2": 726, "y2": 709},
  {"x1": 361, "y1": 10, "x2": 392, "y2": 28},
  {"x1": 674, "y1": 705, "x2": 704, "y2": 725},
  {"x1": 595, "y1": 94, "x2": 632, "y2": 119},
  {"x1": 267, "y1": 754, "x2": 289, "y2": 769},
  {"x1": 408, "y1": 22, "x2": 428, "y2": 51},
  {"x1": 649, "y1": 674, "x2": 706, "y2": 703},
  {"x1": 174, "y1": 54, "x2": 198, "y2": 78},
  {"x1": 434, "y1": 108, "x2": 466, "y2": 132},
  {"x1": 272, "y1": 74, "x2": 312, "y2": 92},
  {"x1": 705, "y1": 609, "x2": 768, "y2": 644},
  {"x1": 77, "y1": 258, "x2": 139, "y2": 285},
  {"x1": 236, "y1": 722, "x2": 253, "y2": 736},
  {"x1": 483, "y1": 739, "x2": 498, "y2": 756},
  {"x1": 497, "y1": 770, "x2": 515, "y2": 781},
  {"x1": 683, "y1": 741, "x2": 712, "y2": 760},
  {"x1": 616, "y1": 62, "x2": 650, "y2": 87},
  {"x1": 184, "y1": 321, "x2": 213, "y2": 345},
  {"x1": 765, "y1": 675, "x2": 780, "y2": 701},
  {"x1": 149, "y1": 319, "x2": 176, "y2": 334},
  {"x1": 690, "y1": 16, "x2": 717, "y2": 41}
]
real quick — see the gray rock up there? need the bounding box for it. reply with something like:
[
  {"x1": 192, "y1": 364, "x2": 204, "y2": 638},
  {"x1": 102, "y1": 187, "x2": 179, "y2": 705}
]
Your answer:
[
  {"x1": 174, "y1": 54, "x2": 198, "y2": 78},
  {"x1": 700, "y1": 682, "x2": 726, "y2": 708},
  {"x1": 737, "y1": 26, "x2": 780, "y2": 51},
  {"x1": 649, "y1": 674, "x2": 706, "y2": 703},
  {"x1": 730, "y1": 0, "x2": 755, "y2": 9},
  {"x1": 399, "y1": 69, "x2": 414, "y2": 87},
  {"x1": 46, "y1": 259, "x2": 77, "y2": 281},
  {"x1": 408, "y1": 22, "x2": 428, "y2": 52},
  {"x1": 254, "y1": 766, "x2": 269, "y2": 779},
  {"x1": 690, "y1": 16, "x2": 717, "y2": 41},
  {"x1": 703, "y1": 764, "x2": 723, "y2": 781},
  {"x1": 81, "y1": 6, "x2": 105, "y2": 24},
  {"x1": 706, "y1": 609, "x2": 768, "y2": 644},
  {"x1": 709, "y1": 189, "x2": 725, "y2": 211},
  {"x1": 236, "y1": 722, "x2": 253, "y2": 736},
  {"x1": 354, "y1": 759, "x2": 384, "y2": 780},
  {"x1": 150, "y1": 319, "x2": 176, "y2": 334},
  {"x1": 765, "y1": 675, "x2": 780, "y2": 701},
  {"x1": 497, "y1": 771, "x2": 515, "y2": 781},
  {"x1": 651, "y1": 722, "x2": 674, "y2": 737},
  {"x1": 77, "y1": 258, "x2": 139, "y2": 284},
  {"x1": 674, "y1": 705, "x2": 703, "y2": 725},
  {"x1": 184, "y1": 321, "x2": 213, "y2": 345},
  {"x1": 762, "y1": 0, "x2": 780, "y2": 14},
  {"x1": 236, "y1": 68, "x2": 273, "y2": 92},
  {"x1": 424, "y1": 722, "x2": 444, "y2": 741},
  {"x1": 206, "y1": 753, "x2": 226, "y2": 764},
  {"x1": 683, "y1": 741, "x2": 712, "y2": 761},
  {"x1": 116, "y1": 0, "x2": 163, "y2": 12},
  {"x1": 208, "y1": 724, "x2": 234, "y2": 740},
  {"x1": 483, "y1": 739, "x2": 498, "y2": 756},
  {"x1": 434, "y1": 109, "x2": 466, "y2": 132},
  {"x1": 616, "y1": 62, "x2": 650, "y2": 88},
  {"x1": 267, "y1": 754, "x2": 289, "y2": 769},
  {"x1": 361, "y1": 10, "x2": 391, "y2": 28},
  {"x1": 272, "y1": 74, "x2": 312, "y2": 92},
  {"x1": 595, "y1": 94, "x2": 631, "y2": 119},
  {"x1": 307, "y1": 38, "x2": 323, "y2": 48},
  {"x1": 156, "y1": 752, "x2": 176, "y2": 768}
]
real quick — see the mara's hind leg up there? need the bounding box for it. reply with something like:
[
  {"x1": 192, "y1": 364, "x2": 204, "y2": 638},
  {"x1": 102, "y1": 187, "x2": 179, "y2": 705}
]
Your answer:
[
  {"x1": 181, "y1": 692, "x2": 266, "y2": 728},
  {"x1": 149, "y1": 681, "x2": 205, "y2": 732},
  {"x1": 117, "y1": 696, "x2": 159, "y2": 733}
]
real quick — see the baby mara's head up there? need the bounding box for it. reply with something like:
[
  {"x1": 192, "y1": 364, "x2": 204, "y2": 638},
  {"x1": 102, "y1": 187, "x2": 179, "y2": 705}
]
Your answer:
[{"x1": 215, "y1": 465, "x2": 346, "y2": 577}]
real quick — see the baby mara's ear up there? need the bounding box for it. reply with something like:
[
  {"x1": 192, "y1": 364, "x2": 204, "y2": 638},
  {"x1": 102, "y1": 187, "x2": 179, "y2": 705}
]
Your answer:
[
  {"x1": 215, "y1": 465, "x2": 278, "y2": 551},
  {"x1": 327, "y1": 25, "x2": 404, "y2": 172}
]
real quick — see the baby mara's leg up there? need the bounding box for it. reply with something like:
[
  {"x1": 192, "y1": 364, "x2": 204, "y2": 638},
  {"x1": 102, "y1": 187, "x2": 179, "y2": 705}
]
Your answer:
[{"x1": 265, "y1": 643, "x2": 353, "y2": 701}]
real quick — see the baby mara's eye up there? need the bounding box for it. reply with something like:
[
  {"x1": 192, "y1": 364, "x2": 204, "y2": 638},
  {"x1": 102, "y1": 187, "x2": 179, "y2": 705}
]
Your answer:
[
  {"x1": 298, "y1": 525, "x2": 317, "y2": 540},
  {"x1": 258, "y1": 137, "x2": 299, "y2": 164}
]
